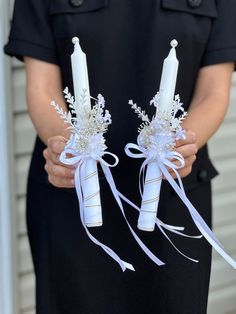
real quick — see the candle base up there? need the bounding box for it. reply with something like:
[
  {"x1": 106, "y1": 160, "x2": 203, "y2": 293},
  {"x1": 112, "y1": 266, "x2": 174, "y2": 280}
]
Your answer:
[
  {"x1": 137, "y1": 225, "x2": 155, "y2": 232},
  {"x1": 86, "y1": 222, "x2": 103, "y2": 228}
]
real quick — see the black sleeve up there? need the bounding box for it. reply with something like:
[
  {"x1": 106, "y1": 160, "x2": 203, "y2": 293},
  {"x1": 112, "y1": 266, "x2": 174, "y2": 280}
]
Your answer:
[
  {"x1": 4, "y1": 0, "x2": 59, "y2": 64},
  {"x1": 201, "y1": 0, "x2": 236, "y2": 68}
]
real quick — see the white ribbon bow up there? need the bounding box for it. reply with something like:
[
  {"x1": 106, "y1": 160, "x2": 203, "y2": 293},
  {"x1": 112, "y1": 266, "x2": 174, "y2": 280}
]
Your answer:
[{"x1": 60, "y1": 140, "x2": 181, "y2": 271}]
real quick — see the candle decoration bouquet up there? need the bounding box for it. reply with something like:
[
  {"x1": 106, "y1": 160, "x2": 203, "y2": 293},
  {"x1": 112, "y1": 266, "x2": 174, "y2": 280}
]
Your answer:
[
  {"x1": 52, "y1": 87, "x2": 141, "y2": 271},
  {"x1": 51, "y1": 88, "x2": 116, "y2": 228},
  {"x1": 51, "y1": 38, "x2": 194, "y2": 271},
  {"x1": 126, "y1": 93, "x2": 187, "y2": 232},
  {"x1": 125, "y1": 40, "x2": 236, "y2": 269},
  {"x1": 51, "y1": 37, "x2": 236, "y2": 271}
]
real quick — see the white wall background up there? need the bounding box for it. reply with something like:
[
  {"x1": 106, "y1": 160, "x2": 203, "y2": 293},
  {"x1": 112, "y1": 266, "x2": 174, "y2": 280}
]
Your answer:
[{"x1": 208, "y1": 75, "x2": 236, "y2": 314}]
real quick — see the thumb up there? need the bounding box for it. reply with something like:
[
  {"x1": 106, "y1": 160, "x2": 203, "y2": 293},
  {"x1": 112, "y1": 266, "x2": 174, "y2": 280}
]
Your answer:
[{"x1": 47, "y1": 136, "x2": 68, "y2": 154}]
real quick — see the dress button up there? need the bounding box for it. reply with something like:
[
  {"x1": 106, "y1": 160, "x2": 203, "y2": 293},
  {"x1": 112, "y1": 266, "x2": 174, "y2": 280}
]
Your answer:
[
  {"x1": 187, "y1": 0, "x2": 202, "y2": 8},
  {"x1": 197, "y1": 169, "x2": 209, "y2": 182},
  {"x1": 70, "y1": 0, "x2": 84, "y2": 8}
]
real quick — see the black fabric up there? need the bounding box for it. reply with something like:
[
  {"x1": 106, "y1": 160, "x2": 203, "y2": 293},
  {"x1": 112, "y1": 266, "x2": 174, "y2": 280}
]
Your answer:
[
  {"x1": 201, "y1": 0, "x2": 236, "y2": 67},
  {"x1": 161, "y1": 0, "x2": 218, "y2": 17},
  {"x1": 4, "y1": 0, "x2": 236, "y2": 313},
  {"x1": 5, "y1": 0, "x2": 59, "y2": 64},
  {"x1": 27, "y1": 176, "x2": 212, "y2": 314}
]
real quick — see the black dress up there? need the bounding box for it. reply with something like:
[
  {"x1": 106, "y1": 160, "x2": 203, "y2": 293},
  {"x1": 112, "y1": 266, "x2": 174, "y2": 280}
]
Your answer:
[{"x1": 5, "y1": 0, "x2": 236, "y2": 313}]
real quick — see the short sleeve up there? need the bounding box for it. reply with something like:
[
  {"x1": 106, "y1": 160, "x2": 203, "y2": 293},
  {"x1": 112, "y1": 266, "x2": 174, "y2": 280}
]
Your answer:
[
  {"x1": 201, "y1": 0, "x2": 236, "y2": 68},
  {"x1": 4, "y1": 0, "x2": 59, "y2": 64}
]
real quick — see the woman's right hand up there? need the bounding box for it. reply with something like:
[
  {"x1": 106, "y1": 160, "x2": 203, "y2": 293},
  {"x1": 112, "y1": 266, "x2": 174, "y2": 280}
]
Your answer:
[{"x1": 43, "y1": 136, "x2": 76, "y2": 188}]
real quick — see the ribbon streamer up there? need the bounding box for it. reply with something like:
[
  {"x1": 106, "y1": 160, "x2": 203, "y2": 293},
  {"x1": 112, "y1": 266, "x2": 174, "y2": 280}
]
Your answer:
[
  {"x1": 125, "y1": 143, "x2": 236, "y2": 269},
  {"x1": 60, "y1": 148, "x2": 134, "y2": 271},
  {"x1": 60, "y1": 145, "x2": 181, "y2": 271},
  {"x1": 118, "y1": 191, "x2": 202, "y2": 263}
]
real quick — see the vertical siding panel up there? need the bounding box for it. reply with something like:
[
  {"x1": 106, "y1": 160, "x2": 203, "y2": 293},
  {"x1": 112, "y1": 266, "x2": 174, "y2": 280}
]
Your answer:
[
  {"x1": 12, "y1": 62, "x2": 36, "y2": 314},
  {"x1": 208, "y1": 73, "x2": 236, "y2": 314}
]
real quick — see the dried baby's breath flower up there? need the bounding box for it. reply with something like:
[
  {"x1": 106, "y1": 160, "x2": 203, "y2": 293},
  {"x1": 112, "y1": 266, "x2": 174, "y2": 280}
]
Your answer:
[
  {"x1": 130, "y1": 92, "x2": 187, "y2": 154},
  {"x1": 129, "y1": 100, "x2": 150, "y2": 123},
  {"x1": 51, "y1": 89, "x2": 112, "y2": 155}
]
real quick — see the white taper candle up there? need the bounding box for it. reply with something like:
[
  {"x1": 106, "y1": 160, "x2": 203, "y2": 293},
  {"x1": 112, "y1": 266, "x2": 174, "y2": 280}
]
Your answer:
[
  {"x1": 138, "y1": 40, "x2": 179, "y2": 231},
  {"x1": 71, "y1": 37, "x2": 91, "y2": 116},
  {"x1": 158, "y1": 39, "x2": 179, "y2": 114},
  {"x1": 138, "y1": 162, "x2": 162, "y2": 231},
  {"x1": 82, "y1": 158, "x2": 103, "y2": 227},
  {"x1": 71, "y1": 38, "x2": 102, "y2": 227}
]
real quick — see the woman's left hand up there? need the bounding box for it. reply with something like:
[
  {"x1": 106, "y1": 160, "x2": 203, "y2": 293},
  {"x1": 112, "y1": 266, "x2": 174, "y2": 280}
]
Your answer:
[{"x1": 168, "y1": 129, "x2": 198, "y2": 179}]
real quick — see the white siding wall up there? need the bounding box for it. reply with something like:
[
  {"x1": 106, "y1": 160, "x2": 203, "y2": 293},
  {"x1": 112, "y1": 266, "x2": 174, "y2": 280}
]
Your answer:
[
  {"x1": 208, "y1": 74, "x2": 236, "y2": 314},
  {"x1": 0, "y1": 0, "x2": 19, "y2": 312},
  {"x1": 12, "y1": 60, "x2": 36, "y2": 314}
]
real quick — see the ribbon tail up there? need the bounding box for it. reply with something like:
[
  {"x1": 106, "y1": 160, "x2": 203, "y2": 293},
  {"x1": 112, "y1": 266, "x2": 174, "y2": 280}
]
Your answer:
[
  {"x1": 157, "y1": 218, "x2": 202, "y2": 239},
  {"x1": 161, "y1": 158, "x2": 222, "y2": 247},
  {"x1": 100, "y1": 163, "x2": 165, "y2": 267},
  {"x1": 118, "y1": 191, "x2": 201, "y2": 261},
  {"x1": 157, "y1": 223, "x2": 185, "y2": 231},
  {"x1": 158, "y1": 225, "x2": 199, "y2": 263},
  {"x1": 75, "y1": 163, "x2": 134, "y2": 272},
  {"x1": 159, "y1": 162, "x2": 236, "y2": 269}
]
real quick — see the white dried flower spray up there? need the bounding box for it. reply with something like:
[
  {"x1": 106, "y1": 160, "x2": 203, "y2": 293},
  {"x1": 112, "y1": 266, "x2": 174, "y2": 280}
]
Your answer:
[
  {"x1": 130, "y1": 92, "x2": 187, "y2": 157},
  {"x1": 51, "y1": 88, "x2": 112, "y2": 156}
]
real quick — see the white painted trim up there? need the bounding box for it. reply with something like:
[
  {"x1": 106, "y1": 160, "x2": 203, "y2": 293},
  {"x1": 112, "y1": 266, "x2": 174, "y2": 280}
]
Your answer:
[{"x1": 0, "y1": 0, "x2": 18, "y2": 313}]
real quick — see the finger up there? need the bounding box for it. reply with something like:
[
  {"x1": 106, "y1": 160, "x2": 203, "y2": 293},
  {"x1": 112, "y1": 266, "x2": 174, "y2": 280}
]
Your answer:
[
  {"x1": 46, "y1": 151, "x2": 76, "y2": 169},
  {"x1": 175, "y1": 143, "x2": 198, "y2": 158},
  {"x1": 48, "y1": 136, "x2": 67, "y2": 154},
  {"x1": 46, "y1": 143, "x2": 76, "y2": 168},
  {"x1": 177, "y1": 166, "x2": 193, "y2": 178},
  {"x1": 175, "y1": 130, "x2": 196, "y2": 147},
  {"x1": 46, "y1": 149, "x2": 63, "y2": 165},
  {"x1": 166, "y1": 155, "x2": 196, "y2": 177},
  {"x1": 167, "y1": 165, "x2": 193, "y2": 179},
  {"x1": 43, "y1": 148, "x2": 49, "y2": 160},
  {"x1": 48, "y1": 174, "x2": 75, "y2": 188},
  {"x1": 45, "y1": 160, "x2": 75, "y2": 179},
  {"x1": 171, "y1": 154, "x2": 196, "y2": 168},
  {"x1": 43, "y1": 145, "x2": 62, "y2": 165}
]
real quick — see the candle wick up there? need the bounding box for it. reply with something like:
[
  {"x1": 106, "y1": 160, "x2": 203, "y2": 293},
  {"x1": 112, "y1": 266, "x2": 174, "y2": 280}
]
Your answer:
[{"x1": 170, "y1": 39, "x2": 178, "y2": 49}]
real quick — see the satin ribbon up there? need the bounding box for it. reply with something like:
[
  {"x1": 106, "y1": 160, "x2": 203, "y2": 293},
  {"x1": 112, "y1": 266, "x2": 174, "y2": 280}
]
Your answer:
[
  {"x1": 117, "y1": 191, "x2": 202, "y2": 263},
  {"x1": 60, "y1": 146, "x2": 135, "y2": 271},
  {"x1": 60, "y1": 141, "x2": 177, "y2": 271},
  {"x1": 125, "y1": 143, "x2": 236, "y2": 269}
]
